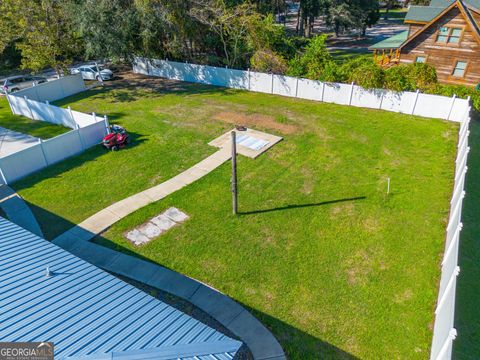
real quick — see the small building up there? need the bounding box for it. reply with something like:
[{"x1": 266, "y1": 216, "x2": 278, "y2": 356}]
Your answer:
[
  {"x1": 0, "y1": 216, "x2": 242, "y2": 359},
  {"x1": 370, "y1": 0, "x2": 480, "y2": 86}
]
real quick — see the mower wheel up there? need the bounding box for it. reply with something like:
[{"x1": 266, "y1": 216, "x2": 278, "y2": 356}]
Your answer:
[{"x1": 111, "y1": 146, "x2": 118, "y2": 151}]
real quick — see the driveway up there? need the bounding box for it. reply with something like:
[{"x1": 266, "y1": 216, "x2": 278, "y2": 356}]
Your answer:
[{"x1": 0, "y1": 127, "x2": 39, "y2": 158}]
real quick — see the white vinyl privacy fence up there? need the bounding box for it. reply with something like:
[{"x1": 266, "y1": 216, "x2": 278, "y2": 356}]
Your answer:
[
  {"x1": 0, "y1": 75, "x2": 109, "y2": 184},
  {"x1": 133, "y1": 57, "x2": 469, "y2": 122},
  {"x1": 133, "y1": 57, "x2": 472, "y2": 360}
]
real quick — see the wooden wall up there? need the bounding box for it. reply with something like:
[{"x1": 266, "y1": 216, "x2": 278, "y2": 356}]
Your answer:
[{"x1": 400, "y1": 6, "x2": 480, "y2": 86}]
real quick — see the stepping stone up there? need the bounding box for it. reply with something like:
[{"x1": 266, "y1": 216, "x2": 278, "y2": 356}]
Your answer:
[
  {"x1": 150, "y1": 214, "x2": 177, "y2": 231},
  {"x1": 138, "y1": 222, "x2": 163, "y2": 239},
  {"x1": 126, "y1": 229, "x2": 150, "y2": 245},
  {"x1": 164, "y1": 207, "x2": 189, "y2": 223}
]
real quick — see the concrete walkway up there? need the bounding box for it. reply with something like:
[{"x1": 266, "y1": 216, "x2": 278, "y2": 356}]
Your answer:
[
  {"x1": 0, "y1": 185, "x2": 43, "y2": 237},
  {"x1": 54, "y1": 146, "x2": 232, "y2": 245},
  {"x1": 51, "y1": 131, "x2": 286, "y2": 360}
]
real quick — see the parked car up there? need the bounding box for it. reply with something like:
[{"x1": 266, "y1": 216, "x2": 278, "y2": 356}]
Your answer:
[
  {"x1": 1, "y1": 75, "x2": 47, "y2": 94},
  {"x1": 71, "y1": 65, "x2": 114, "y2": 81}
]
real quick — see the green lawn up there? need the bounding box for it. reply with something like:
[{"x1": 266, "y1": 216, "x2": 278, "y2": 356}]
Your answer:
[
  {"x1": 13, "y1": 80, "x2": 458, "y2": 359},
  {"x1": 0, "y1": 97, "x2": 69, "y2": 139}
]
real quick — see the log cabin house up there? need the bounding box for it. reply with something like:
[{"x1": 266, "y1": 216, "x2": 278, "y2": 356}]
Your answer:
[{"x1": 369, "y1": 0, "x2": 480, "y2": 86}]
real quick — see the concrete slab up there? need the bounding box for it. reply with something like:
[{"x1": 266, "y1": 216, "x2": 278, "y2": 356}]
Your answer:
[
  {"x1": 150, "y1": 214, "x2": 176, "y2": 231},
  {"x1": 126, "y1": 229, "x2": 150, "y2": 245},
  {"x1": 227, "y1": 310, "x2": 286, "y2": 360},
  {"x1": 79, "y1": 208, "x2": 121, "y2": 234},
  {"x1": 188, "y1": 285, "x2": 245, "y2": 326},
  {"x1": 146, "y1": 268, "x2": 201, "y2": 300},
  {"x1": 106, "y1": 193, "x2": 152, "y2": 218},
  {"x1": 138, "y1": 222, "x2": 162, "y2": 239},
  {"x1": 105, "y1": 253, "x2": 159, "y2": 283},
  {"x1": 0, "y1": 127, "x2": 39, "y2": 158},
  {"x1": 164, "y1": 207, "x2": 189, "y2": 223},
  {"x1": 209, "y1": 128, "x2": 283, "y2": 159}
]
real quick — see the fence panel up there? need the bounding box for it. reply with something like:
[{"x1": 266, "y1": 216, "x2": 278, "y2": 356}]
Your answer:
[
  {"x1": 71, "y1": 110, "x2": 97, "y2": 128},
  {"x1": 414, "y1": 93, "x2": 452, "y2": 120},
  {"x1": 13, "y1": 74, "x2": 86, "y2": 102},
  {"x1": 47, "y1": 105, "x2": 76, "y2": 129},
  {"x1": 133, "y1": 57, "x2": 149, "y2": 75},
  {"x1": 449, "y1": 98, "x2": 470, "y2": 122},
  {"x1": 249, "y1": 71, "x2": 272, "y2": 94},
  {"x1": 79, "y1": 121, "x2": 108, "y2": 148},
  {"x1": 272, "y1": 75, "x2": 297, "y2": 97},
  {"x1": 351, "y1": 87, "x2": 384, "y2": 109},
  {"x1": 8, "y1": 95, "x2": 31, "y2": 118},
  {"x1": 225, "y1": 68, "x2": 249, "y2": 89},
  {"x1": 322, "y1": 82, "x2": 351, "y2": 105},
  {"x1": 0, "y1": 144, "x2": 47, "y2": 184},
  {"x1": 42, "y1": 131, "x2": 83, "y2": 164},
  {"x1": 28, "y1": 100, "x2": 53, "y2": 122},
  {"x1": 296, "y1": 79, "x2": 324, "y2": 101}
]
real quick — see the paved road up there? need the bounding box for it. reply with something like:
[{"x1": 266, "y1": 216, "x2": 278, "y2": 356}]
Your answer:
[{"x1": 0, "y1": 127, "x2": 39, "y2": 158}]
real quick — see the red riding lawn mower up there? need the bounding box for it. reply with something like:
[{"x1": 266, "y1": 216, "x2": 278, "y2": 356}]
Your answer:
[{"x1": 102, "y1": 125, "x2": 130, "y2": 151}]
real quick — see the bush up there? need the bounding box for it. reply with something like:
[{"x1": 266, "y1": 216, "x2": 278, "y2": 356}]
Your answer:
[
  {"x1": 286, "y1": 35, "x2": 332, "y2": 79},
  {"x1": 346, "y1": 60, "x2": 385, "y2": 89},
  {"x1": 250, "y1": 49, "x2": 288, "y2": 74},
  {"x1": 384, "y1": 66, "x2": 414, "y2": 92},
  {"x1": 408, "y1": 63, "x2": 437, "y2": 91}
]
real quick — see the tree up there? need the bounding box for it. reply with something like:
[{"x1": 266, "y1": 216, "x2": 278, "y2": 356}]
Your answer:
[
  {"x1": 286, "y1": 34, "x2": 333, "y2": 79},
  {"x1": 190, "y1": 0, "x2": 259, "y2": 67},
  {"x1": 1, "y1": 0, "x2": 81, "y2": 75},
  {"x1": 72, "y1": 0, "x2": 140, "y2": 62}
]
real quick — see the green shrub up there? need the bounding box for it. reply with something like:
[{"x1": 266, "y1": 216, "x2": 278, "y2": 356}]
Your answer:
[
  {"x1": 384, "y1": 66, "x2": 414, "y2": 92},
  {"x1": 348, "y1": 60, "x2": 385, "y2": 89},
  {"x1": 250, "y1": 49, "x2": 288, "y2": 74},
  {"x1": 408, "y1": 63, "x2": 437, "y2": 91},
  {"x1": 286, "y1": 35, "x2": 332, "y2": 79}
]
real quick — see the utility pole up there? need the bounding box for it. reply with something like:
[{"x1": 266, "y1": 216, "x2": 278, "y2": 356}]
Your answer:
[{"x1": 231, "y1": 131, "x2": 238, "y2": 215}]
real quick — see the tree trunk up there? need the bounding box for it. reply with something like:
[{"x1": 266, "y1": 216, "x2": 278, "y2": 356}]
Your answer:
[{"x1": 296, "y1": 6, "x2": 301, "y2": 34}]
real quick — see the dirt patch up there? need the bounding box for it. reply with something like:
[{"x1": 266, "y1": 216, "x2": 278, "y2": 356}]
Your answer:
[{"x1": 212, "y1": 111, "x2": 298, "y2": 135}]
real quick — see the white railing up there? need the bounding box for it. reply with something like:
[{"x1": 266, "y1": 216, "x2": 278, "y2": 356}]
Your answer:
[
  {"x1": 0, "y1": 76, "x2": 109, "y2": 185},
  {"x1": 132, "y1": 57, "x2": 472, "y2": 360},
  {"x1": 132, "y1": 57, "x2": 470, "y2": 122}
]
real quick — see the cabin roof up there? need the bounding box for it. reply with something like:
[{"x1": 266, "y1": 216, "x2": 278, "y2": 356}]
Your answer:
[{"x1": 369, "y1": 30, "x2": 409, "y2": 49}]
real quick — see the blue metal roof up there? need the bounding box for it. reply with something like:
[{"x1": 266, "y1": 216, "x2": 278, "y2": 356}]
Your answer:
[{"x1": 0, "y1": 217, "x2": 242, "y2": 360}]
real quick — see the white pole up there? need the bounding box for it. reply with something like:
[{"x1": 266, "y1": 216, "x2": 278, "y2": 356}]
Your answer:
[
  {"x1": 247, "y1": 68, "x2": 251, "y2": 91},
  {"x1": 38, "y1": 138, "x2": 49, "y2": 166},
  {"x1": 349, "y1": 82, "x2": 355, "y2": 105},
  {"x1": 271, "y1": 73, "x2": 274, "y2": 94},
  {"x1": 104, "y1": 115, "x2": 110, "y2": 134},
  {"x1": 295, "y1": 77, "x2": 299, "y2": 98},
  {"x1": 387, "y1": 177, "x2": 390, "y2": 195},
  {"x1": 446, "y1": 94, "x2": 457, "y2": 121},
  {"x1": 411, "y1": 89, "x2": 420, "y2": 115},
  {"x1": 67, "y1": 106, "x2": 76, "y2": 129},
  {"x1": 0, "y1": 163, "x2": 8, "y2": 185}
]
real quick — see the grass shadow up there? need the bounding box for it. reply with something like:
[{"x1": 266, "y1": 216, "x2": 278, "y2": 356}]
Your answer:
[
  {"x1": 239, "y1": 196, "x2": 366, "y2": 215},
  {"x1": 453, "y1": 114, "x2": 480, "y2": 359}
]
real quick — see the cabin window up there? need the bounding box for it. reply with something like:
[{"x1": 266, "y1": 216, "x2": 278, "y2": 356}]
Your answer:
[
  {"x1": 436, "y1": 26, "x2": 462, "y2": 44},
  {"x1": 436, "y1": 27, "x2": 449, "y2": 42},
  {"x1": 448, "y1": 28, "x2": 462, "y2": 43},
  {"x1": 452, "y1": 61, "x2": 467, "y2": 77},
  {"x1": 415, "y1": 56, "x2": 427, "y2": 63}
]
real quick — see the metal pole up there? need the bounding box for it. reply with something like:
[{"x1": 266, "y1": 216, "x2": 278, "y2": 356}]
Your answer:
[{"x1": 231, "y1": 131, "x2": 238, "y2": 215}]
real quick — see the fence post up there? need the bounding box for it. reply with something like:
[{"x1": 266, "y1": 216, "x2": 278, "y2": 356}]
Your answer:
[
  {"x1": 349, "y1": 82, "x2": 355, "y2": 105},
  {"x1": 44, "y1": 101, "x2": 56, "y2": 125},
  {"x1": 411, "y1": 89, "x2": 420, "y2": 115},
  {"x1": 38, "y1": 139, "x2": 49, "y2": 166},
  {"x1": 92, "y1": 112, "x2": 97, "y2": 123},
  {"x1": 446, "y1": 94, "x2": 457, "y2": 121},
  {"x1": 67, "y1": 106, "x2": 76, "y2": 129},
  {"x1": 271, "y1": 73, "x2": 274, "y2": 94},
  {"x1": 379, "y1": 91, "x2": 385, "y2": 110},
  {"x1": 247, "y1": 68, "x2": 251, "y2": 91},
  {"x1": 104, "y1": 115, "x2": 111, "y2": 134},
  {"x1": 24, "y1": 96, "x2": 35, "y2": 120},
  {"x1": 0, "y1": 163, "x2": 8, "y2": 185},
  {"x1": 76, "y1": 123, "x2": 86, "y2": 150},
  {"x1": 321, "y1": 82, "x2": 325, "y2": 102},
  {"x1": 295, "y1": 77, "x2": 299, "y2": 98}
]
